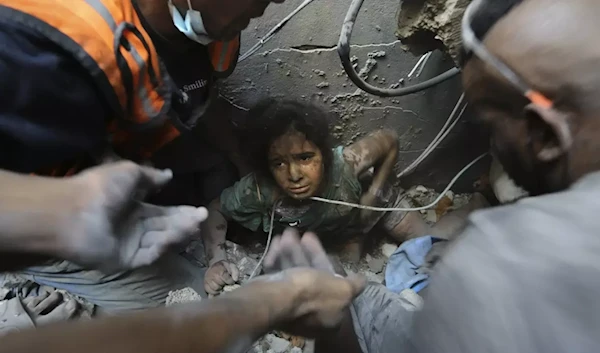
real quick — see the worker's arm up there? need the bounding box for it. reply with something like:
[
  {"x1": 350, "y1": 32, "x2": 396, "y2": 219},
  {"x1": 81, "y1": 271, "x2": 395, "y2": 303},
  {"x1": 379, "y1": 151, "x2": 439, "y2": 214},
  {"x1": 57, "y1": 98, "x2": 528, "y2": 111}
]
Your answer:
[
  {"x1": 343, "y1": 130, "x2": 399, "y2": 219},
  {"x1": 0, "y1": 267, "x2": 365, "y2": 353},
  {"x1": 0, "y1": 162, "x2": 208, "y2": 272}
]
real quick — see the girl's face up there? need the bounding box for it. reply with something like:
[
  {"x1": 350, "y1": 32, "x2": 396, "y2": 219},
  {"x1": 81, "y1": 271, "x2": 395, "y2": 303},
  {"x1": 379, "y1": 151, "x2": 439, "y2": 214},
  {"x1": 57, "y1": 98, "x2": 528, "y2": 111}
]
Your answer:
[{"x1": 268, "y1": 130, "x2": 324, "y2": 200}]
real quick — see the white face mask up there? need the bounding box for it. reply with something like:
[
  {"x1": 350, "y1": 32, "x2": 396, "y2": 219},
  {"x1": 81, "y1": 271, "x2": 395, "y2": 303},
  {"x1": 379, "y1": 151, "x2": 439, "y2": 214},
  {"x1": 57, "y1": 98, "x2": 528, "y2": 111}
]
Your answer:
[{"x1": 167, "y1": 0, "x2": 213, "y2": 45}]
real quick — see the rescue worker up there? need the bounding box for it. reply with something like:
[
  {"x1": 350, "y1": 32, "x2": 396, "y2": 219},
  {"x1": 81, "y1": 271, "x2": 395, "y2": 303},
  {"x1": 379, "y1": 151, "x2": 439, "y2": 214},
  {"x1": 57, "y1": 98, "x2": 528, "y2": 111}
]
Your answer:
[{"x1": 0, "y1": 0, "x2": 284, "y2": 313}]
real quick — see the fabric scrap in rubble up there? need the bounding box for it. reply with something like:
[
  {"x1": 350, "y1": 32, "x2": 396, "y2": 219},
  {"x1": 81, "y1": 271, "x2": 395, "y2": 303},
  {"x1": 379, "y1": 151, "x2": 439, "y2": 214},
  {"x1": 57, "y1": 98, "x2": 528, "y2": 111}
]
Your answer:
[{"x1": 385, "y1": 236, "x2": 446, "y2": 293}]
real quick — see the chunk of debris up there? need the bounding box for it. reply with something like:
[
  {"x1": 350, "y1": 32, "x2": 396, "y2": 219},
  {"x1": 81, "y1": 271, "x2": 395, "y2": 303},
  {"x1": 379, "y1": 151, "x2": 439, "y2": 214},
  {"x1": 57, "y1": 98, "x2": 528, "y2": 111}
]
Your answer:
[
  {"x1": 223, "y1": 284, "x2": 241, "y2": 292},
  {"x1": 367, "y1": 256, "x2": 386, "y2": 273},
  {"x1": 375, "y1": 25, "x2": 382, "y2": 31},
  {"x1": 313, "y1": 69, "x2": 326, "y2": 76},
  {"x1": 166, "y1": 287, "x2": 202, "y2": 306},
  {"x1": 396, "y1": 0, "x2": 470, "y2": 65},
  {"x1": 367, "y1": 50, "x2": 386, "y2": 59},
  {"x1": 381, "y1": 243, "x2": 398, "y2": 258},
  {"x1": 316, "y1": 81, "x2": 330, "y2": 89},
  {"x1": 275, "y1": 58, "x2": 283, "y2": 66},
  {"x1": 426, "y1": 209, "x2": 438, "y2": 223},
  {"x1": 358, "y1": 58, "x2": 377, "y2": 79},
  {"x1": 265, "y1": 334, "x2": 291, "y2": 353},
  {"x1": 350, "y1": 55, "x2": 359, "y2": 63}
]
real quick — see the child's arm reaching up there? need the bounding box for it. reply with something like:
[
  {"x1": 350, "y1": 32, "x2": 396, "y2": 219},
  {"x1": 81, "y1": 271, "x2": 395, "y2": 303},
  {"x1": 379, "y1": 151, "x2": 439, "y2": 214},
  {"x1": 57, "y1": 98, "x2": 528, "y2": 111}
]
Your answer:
[
  {"x1": 343, "y1": 130, "x2": 399, "y2": 214},
  {"x1": 201, "y1": 198, "x2": 240, "y2": 295}
]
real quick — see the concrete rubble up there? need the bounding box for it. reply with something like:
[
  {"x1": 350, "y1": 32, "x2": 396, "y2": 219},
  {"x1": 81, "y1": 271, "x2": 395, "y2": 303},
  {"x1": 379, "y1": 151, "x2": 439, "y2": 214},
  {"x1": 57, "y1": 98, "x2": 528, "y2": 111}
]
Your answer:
[
  {"x1": 166, "y1": 288, "x2": 203, "y2": 306},
  {"x1": 395, "y1": 0, "x2": 470, "y2": 65}
]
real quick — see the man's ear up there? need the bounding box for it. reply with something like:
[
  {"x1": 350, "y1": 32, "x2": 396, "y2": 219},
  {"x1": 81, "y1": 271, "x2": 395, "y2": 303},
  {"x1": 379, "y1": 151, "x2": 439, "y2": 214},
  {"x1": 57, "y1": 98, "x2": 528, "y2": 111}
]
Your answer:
[{"x1": 523, "y1": 103, "x2": 573, "y2": 162}]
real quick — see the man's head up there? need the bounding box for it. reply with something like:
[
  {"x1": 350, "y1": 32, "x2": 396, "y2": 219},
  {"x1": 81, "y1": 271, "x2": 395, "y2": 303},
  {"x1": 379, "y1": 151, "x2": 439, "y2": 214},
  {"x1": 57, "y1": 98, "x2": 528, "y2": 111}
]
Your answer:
[
  {"x1": 462, "y1": 0, "x2": 600, "y2": 195},
  {"x1": 171, "y1": 0, "x2": 284, "y2": 40}
]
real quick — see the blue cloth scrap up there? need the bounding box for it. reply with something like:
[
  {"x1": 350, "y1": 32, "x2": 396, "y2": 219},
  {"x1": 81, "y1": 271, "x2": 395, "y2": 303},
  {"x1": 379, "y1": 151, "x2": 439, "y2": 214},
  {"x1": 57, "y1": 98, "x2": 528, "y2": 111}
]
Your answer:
[{"x1": 385, "y1": 236, "x2": 446, "y2": 293}]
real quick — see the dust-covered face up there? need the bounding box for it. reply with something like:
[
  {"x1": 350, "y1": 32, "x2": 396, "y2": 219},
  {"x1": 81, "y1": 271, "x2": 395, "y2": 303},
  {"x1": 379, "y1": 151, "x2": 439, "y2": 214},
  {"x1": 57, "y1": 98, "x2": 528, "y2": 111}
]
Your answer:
[{"x1": 268, "y1": 130, "x2": 325, "y2": 200}]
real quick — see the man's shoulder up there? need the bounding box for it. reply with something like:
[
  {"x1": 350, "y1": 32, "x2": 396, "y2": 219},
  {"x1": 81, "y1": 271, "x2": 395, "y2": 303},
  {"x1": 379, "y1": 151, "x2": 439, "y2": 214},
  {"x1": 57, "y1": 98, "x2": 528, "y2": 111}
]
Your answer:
[{"x1": 467, "y1": 173, "x2": 600, "y2": 250}]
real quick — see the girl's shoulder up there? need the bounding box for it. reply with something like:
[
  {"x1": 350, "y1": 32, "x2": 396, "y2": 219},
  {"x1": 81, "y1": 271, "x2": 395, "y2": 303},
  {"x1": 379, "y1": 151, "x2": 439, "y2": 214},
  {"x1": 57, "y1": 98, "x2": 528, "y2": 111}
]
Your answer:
[{"x1": 223, "y1": 173, "x2": 278, "y2": 209}]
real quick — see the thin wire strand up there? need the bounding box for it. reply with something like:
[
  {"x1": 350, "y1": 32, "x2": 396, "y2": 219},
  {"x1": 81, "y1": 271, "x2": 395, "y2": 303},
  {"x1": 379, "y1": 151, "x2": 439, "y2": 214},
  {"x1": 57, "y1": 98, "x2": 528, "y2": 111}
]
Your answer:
[
  {"x1": 312, "y1": 152, "x2": 488, "y2": 212},
  {"x1": 239, "y1": 0, "x2": 316, "y2": 62},
  {"x1": 407, "y1": 52, "x2": 430, "y2": 78},
  {"x1": 249, "y1": 207, "x2": 276, "y2": 279},
  {"x1": 415, "y1": 52, "x2": 432, "y2": 78},
  {"x1": 397, "y1": 93, "x2": 465, "y2": 178}
]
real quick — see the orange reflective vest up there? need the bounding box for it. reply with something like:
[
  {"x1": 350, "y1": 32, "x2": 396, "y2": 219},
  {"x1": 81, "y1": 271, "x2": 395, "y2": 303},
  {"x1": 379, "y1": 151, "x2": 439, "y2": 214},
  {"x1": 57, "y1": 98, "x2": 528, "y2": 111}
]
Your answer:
[{"x1": 0, "y1": 0, "x2": 239, "y2": 168}]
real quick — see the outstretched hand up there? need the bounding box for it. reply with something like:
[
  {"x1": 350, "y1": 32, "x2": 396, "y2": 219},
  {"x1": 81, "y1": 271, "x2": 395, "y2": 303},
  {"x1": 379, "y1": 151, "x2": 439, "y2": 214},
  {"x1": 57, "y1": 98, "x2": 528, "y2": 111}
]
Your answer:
[
  {"x1": 255, "y1": 228, "x2": 365, "y2": 336},
  {"x1": 61, "y1": 161, "x2": 208, "y2": 271}
]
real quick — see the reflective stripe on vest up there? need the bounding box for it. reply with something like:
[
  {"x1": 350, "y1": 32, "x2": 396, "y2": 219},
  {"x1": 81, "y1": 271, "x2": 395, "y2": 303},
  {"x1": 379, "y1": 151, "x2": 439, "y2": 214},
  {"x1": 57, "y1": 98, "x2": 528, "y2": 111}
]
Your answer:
[
  {"x1": 209, "y1": 35, "x2": 240, "y2": 73},
  {"x1": 0, "y1": 0, "x2": 172, "y2": 130}
]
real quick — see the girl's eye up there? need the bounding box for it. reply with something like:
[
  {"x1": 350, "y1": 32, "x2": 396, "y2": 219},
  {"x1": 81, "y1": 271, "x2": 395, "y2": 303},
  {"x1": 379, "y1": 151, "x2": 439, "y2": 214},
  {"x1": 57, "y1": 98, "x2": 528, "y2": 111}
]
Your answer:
[
  {"x1": 298, "y1": 153, "x2": 314, "y2": 161},
  {"x1": 271, "y1": 161, "x2": 285, "y2": 168}
]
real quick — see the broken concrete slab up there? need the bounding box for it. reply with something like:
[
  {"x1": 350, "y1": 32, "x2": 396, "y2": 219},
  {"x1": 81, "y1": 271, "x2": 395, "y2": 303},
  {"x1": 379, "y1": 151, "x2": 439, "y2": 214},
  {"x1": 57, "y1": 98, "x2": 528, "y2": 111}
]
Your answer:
[{"x1": 396, "y1": 0, "x2": 470, "y2": 65}]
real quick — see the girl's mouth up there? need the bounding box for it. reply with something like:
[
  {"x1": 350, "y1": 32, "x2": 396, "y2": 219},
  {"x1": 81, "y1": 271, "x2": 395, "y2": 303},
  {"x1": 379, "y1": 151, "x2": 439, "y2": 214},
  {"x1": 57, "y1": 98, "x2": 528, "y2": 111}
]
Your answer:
[{"x1": 289, "y1": 185, "x2": 310, "y2": 194}]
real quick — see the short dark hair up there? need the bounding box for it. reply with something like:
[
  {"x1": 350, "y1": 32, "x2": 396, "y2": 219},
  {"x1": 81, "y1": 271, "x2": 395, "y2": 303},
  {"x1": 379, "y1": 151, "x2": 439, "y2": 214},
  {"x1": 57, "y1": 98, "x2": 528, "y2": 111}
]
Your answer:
[
  {"x1": 242, "y1": 99, "x2": 334, "y2": 180},
  {"x1": 459, "y1": 0, "x2": 524, "y2": 66}
]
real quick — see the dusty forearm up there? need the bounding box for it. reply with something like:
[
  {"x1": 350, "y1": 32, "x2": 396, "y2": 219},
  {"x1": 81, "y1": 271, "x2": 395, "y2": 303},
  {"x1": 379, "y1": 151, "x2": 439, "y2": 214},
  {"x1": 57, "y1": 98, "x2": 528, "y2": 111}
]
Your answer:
[
  {"x1": 0, "y1": 170, "x2": 80, "y2": 256},
  {"x1": 361, "y1": 146, "x2": 398, "y2": 207},
  {"x1": 0, "y1": 284, "x2": 285, "y2": 353},
  {"x1": 202, "y1": 200, "x2": 229, "y2": 265}
]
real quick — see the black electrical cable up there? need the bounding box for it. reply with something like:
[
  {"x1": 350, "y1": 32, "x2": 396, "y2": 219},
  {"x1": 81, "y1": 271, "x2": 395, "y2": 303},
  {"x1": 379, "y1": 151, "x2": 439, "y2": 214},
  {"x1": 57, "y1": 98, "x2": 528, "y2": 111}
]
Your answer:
[{"x1": 338, "y1": 0, "x2": 461, "y2": 97}]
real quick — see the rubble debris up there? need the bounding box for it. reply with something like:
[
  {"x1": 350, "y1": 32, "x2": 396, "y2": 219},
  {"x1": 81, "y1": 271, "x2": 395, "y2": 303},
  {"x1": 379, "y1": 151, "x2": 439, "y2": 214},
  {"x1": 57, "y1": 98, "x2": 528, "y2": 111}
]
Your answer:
[
  {"x1": 434, "y1": 194, "x2": 454, "y2": 218},
  {"x1": 316, "y1": 81, "x2": 330, "y2": 88},
  {"x1": 358, "y1": 58, "x2": 377, "y2": 79},
  {"x1": 165, "y1": 287, "x2": 202, "y2": 306},
  {"x1": 425, "y1": 209, "x2": 437, "y2": 223},
  {"x1": 224, "y1": 241, "x2": 262, "y2": 280},
  {"x1": 395, "y1": 0, "x2": 470, "y2": 65},
  {"x1": 265, "y1": 334, "x2": 291, "y2": 353},
  {"x1": 366, "y1": 254, "x2": 386, "y2": 273},
  {"x1": 375, "y1": 25, "x2": 382, "y2": 31},
  {"x1": 367, "y1": 50, "x2": 386, "y2": 59},
  {"x1": 381, "y1": 243, "x2": 399, "y2": 258},
  {"x1": 223, "y1": 284, "x2": 242, "y2": 292},
  {"x1": 279, "y1": 332, "x2": 305, "y2": 349},
  {"x1": 313, "y1": 69, "x2": 326, "y2": 76}
]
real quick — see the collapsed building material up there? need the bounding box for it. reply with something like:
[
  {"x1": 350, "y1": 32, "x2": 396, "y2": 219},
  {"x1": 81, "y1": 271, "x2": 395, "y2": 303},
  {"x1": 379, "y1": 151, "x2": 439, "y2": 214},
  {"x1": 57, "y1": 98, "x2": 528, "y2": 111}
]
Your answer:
[{"x1": 396, "y1": 0, "x2": 470, "y2": 65}]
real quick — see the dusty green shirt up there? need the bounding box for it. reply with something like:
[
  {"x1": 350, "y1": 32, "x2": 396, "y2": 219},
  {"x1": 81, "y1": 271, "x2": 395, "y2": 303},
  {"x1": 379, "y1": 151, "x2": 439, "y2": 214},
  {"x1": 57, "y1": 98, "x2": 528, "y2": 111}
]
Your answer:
[{"x1": 220, "y1": 146, "x2": 363, "y2": 235}]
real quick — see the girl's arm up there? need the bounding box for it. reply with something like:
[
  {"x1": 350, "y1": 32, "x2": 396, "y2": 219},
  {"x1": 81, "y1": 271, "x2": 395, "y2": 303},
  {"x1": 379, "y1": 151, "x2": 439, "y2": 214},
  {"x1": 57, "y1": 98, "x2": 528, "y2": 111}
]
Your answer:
[
  {"x1": 343, "y1": 130, "x2": 399, "y2": 209},
  {"x1": 202, "y1": 198, "x2": 229, "y2": 266}
]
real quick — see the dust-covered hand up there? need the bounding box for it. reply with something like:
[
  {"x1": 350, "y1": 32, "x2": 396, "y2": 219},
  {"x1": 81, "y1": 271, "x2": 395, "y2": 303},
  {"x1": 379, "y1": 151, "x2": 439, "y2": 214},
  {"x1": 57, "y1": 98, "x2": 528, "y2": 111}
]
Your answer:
[
  {"x1": 257, "y1": 228, "x2": 366, "y2": 336},
  {"x1": 59, "y1": 161, "x2": 208, "y2": 272},
  {"x1": 204, "y1": 260, "x2": 240, "y2": 295}
]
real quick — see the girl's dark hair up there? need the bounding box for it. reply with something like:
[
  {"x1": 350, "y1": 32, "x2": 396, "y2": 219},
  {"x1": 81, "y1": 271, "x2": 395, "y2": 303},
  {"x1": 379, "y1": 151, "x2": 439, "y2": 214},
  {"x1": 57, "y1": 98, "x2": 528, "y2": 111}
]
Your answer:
[
  {"x1": 242, "y1": 99, "x2": 333, "y2": 179},
  {"x1": 459, "y1": 0, "x2": 523, "y2": 65}
]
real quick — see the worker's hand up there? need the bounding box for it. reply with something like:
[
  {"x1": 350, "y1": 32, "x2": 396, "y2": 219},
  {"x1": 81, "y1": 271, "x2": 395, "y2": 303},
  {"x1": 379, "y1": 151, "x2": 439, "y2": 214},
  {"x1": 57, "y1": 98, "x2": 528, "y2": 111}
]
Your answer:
[
  {"x1": 204, "y1": 260, "x2": 240, "y2": 295},
  {"x1": 256, "y1": 228, "x2": 366, "y2": 336},
  {"x1": 239, "y1": 266, "x2": 365, "y2": 337},
  {"x1": 263, "y1": 228, "x2": 336, "y2": 274},
  {"x1": 60, "y1": 161, "x2": 208, "y2": 272}
]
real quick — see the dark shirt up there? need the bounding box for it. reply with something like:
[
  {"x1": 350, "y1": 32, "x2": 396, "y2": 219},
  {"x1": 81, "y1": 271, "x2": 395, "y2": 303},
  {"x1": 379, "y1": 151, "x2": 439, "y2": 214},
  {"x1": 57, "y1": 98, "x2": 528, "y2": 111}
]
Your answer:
[{"x1": 0, "y1": 8, "x2": 229, "y2": 174}]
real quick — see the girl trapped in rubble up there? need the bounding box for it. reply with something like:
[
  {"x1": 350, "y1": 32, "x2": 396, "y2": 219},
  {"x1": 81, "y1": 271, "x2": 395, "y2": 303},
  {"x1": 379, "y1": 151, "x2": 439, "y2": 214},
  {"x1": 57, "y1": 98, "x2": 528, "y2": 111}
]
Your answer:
[{"x1": 201, "y1": 99, "x2": 428, "y2": 294}]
